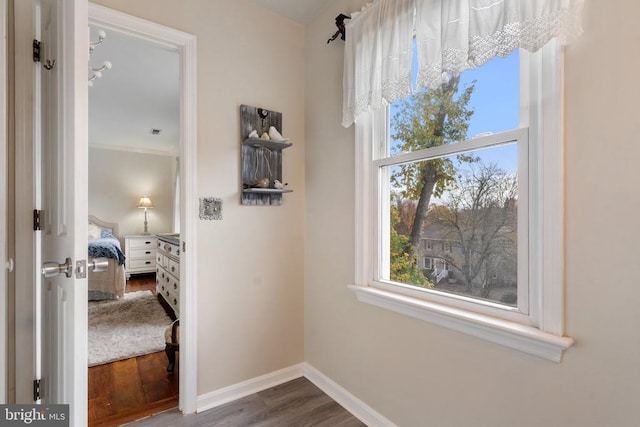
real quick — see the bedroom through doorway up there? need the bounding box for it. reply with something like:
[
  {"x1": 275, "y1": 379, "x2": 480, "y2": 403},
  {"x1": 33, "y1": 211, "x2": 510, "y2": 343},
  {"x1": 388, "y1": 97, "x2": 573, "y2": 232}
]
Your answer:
[{"x1": 86, "y1": 7, "x2": 183, "y2": 424}]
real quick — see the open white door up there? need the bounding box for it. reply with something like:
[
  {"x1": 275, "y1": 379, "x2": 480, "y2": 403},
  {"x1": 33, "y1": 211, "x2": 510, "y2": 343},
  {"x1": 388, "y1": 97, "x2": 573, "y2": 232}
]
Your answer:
[
  {"x1": 14, "y1": 0, "x2": 88, "y2": 424},
  {"x1": 0, "y1": 0, "x2": 8, "y2": 405}
]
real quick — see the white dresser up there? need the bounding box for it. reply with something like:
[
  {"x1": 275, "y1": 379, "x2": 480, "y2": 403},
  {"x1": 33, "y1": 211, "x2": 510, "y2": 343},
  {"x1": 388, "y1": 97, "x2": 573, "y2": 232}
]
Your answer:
[
  {"x1": 124, "y1": 235, "x2": 157, "y2": 279},
  {"x1": 156, "y1": 234, "x2": 180, "y2": 318}
]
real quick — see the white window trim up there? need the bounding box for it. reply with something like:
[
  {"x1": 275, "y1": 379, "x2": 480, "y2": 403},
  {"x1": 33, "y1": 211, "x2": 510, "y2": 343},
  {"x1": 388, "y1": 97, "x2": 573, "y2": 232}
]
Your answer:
[{"x1": 351, "y1": 41, "x2": 574, "y2": 362}]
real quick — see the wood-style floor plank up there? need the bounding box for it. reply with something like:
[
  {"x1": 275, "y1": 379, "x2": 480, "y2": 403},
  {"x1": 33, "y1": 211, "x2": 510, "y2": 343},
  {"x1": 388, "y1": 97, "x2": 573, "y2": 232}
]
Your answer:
[
  {"x1": 92, "y1": 276, "x2": 363, "y2": 426},
  {"x1": 126, "y1": 377, "x2": 365, "y2": 427},
  {"x1": 89, "y1": 275, "x2": 179, "y2": 427}
]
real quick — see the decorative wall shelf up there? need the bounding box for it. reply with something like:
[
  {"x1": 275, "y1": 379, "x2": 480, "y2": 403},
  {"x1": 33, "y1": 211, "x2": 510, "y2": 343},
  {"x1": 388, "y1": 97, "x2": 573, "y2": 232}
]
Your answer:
[
  {"x1": 240, "y1": 105, "x2": 293, "y2": 206},
  {"x1": 242, "y1": 137, "x2": 292, "y2": 150},
  {"x1": 242, "y1": 188, "x2": 294, "y2": 194}
]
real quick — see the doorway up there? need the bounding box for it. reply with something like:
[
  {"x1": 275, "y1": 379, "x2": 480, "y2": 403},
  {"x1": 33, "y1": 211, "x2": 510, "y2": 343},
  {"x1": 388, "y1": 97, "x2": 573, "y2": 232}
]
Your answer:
[{"x1": 87, "y1": 2, "x2": 198, "y2": 419}]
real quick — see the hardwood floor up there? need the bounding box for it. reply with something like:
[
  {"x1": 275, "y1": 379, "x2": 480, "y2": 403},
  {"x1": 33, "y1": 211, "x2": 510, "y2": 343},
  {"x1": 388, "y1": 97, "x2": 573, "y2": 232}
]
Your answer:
[
  {"x1": 91, "y1": 275, "x2": 363, "y2": 426},
  {"x1": 124, "y1": 273, "x2": 158, "y2": 294},
  {"x1": 89, "y1": 274, "x2": 179, "y2": 427},
  {"x1": 126, "y1": 377, "x2": 366, "y2": 427}
]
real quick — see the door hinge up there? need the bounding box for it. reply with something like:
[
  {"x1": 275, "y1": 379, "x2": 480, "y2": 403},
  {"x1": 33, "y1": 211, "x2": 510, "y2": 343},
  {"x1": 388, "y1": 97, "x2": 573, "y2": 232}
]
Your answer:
[
  {"x1": 33, "y1": 209, "x2": 43, "y2": 231},
  {"x1": 33, "y1": 378, "x2": 42, "y2": 401},
  {"x1": 33, "y1": 39, "x2": 41, "y2": 63}
]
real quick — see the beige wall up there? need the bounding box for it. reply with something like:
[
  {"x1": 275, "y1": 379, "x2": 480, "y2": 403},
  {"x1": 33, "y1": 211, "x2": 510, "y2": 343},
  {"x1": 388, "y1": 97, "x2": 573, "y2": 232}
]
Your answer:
[
  {"x1": 306, "y1": 1, "x2": 640, "y2": 426},
  {"x1": 88, "y1": 147, "x2": 175, "y2": 237},
  {"x1": 85, "y1": 0, "x2": 640, "y2": 425},
  {"x1": 91, "y1": 0, "x2": 306, "y2": 394}
]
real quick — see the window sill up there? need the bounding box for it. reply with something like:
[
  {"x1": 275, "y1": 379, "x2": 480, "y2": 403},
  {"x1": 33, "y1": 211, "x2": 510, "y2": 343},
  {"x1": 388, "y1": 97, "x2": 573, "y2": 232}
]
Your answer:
[{"x1": 348, "y1": 284, "x2": 574, "y2": 362}]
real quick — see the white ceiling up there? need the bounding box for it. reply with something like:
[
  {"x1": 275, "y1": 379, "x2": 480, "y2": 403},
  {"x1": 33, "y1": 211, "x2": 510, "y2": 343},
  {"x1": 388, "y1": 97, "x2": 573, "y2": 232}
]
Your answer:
[
  {"x1": 88, "y1": 26, "x2": 180, "y2": 155},
  {"x1": 88, "y1": 1, "x2": 330, "y2": 155}
]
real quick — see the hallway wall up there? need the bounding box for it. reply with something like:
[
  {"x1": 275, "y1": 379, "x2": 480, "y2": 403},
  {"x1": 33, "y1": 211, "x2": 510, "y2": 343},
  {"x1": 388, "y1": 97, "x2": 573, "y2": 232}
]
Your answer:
[
  {"x1": 304, "y1": 1, "x2": 640, "y2": 425},
  {"x1": 92, "y1": 0, "x2": 306, "y2": 395}
]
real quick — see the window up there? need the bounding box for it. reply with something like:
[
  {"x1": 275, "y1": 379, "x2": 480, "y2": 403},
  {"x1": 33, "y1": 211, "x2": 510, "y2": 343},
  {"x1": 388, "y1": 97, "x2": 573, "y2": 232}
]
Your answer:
[
  {"x1": 351, "y1": 40, "x2": 574, "y2": 362},
  {"x1": 381, "y1": 48, "x2": 525, "y2": 311},
  {"x1": 423, "y1": 257, "x2": 434, "y2": 270}
]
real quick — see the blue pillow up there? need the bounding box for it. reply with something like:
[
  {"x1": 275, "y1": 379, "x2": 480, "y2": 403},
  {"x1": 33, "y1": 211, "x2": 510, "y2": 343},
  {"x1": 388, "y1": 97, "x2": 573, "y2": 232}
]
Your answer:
[{"x1": 100, "y1": 229, "x2": 116, "y2": 239}]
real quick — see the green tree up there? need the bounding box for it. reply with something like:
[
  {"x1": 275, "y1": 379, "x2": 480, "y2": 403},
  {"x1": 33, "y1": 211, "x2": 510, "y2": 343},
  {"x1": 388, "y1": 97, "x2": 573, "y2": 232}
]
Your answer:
[
  {"x1": 391, "y1": 76, "x2": 476, "y2": 257},
  {"x1": 390, "y1": 204, "x2": 432, "y2": 288}
]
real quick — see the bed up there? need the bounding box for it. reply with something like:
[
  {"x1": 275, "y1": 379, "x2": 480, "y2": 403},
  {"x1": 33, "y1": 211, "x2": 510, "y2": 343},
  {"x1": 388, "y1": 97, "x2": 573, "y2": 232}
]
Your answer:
[{"x1": 88, "y1": 215, "x2": 126, "y2": 300}]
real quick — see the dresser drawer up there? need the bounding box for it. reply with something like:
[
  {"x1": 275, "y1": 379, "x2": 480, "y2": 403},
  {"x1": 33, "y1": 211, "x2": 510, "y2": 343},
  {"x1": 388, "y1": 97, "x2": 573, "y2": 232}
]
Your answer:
[
  {"x1": 156, "y1": 235, "x2": 180, "y2": 318},
  {"x1": 130, "y1": 247, "x2": 156, "y2": 259},
  {"x1": 159, "y1": 241, "x2": 180, "y2": 258},
  {"x1": 129, "y1": 238, "x2": 157, "y2": 249},
  {"x1": 158, "y1": 279, "x2": 180, "y2": 316},
  {"x1": 157, "y1": 270, "x2": 177, "y2": 293},
  {"x1": 167, "y1": 259, "x2": 179, "y2": 277},
  {"x1": 129, "y1": 258, "x2": 155, "y2": 269},
  {"x1": 125, "y1": 235, "x2": 158, "y2": 276},
  {"x1": 156, "y1": 253, "x2": 167, "y2": 268}
]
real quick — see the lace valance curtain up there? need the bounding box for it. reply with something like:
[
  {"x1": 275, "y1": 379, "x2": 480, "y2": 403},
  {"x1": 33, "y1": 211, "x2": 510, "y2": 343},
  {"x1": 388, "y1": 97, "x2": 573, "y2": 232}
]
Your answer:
[{"x1": 342, "y1": 0, "x2": 585, "y2": 128}]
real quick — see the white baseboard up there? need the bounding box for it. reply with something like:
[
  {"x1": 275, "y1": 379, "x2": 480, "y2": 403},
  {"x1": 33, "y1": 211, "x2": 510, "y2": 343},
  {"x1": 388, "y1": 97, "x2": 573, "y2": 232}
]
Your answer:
[
  {"x1": 196, "y1": 362, "x2": 394, "y2": 426},
  {"x1": 303, "y1": 363, "x2": 396, "y2": 427},
  {"x1": 197, "y1": 363, "x2": 305, "y2": 413}
]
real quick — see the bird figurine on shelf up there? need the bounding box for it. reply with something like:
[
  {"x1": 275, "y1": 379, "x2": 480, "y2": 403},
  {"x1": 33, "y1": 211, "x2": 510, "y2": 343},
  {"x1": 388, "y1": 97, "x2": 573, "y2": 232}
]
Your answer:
[
  {"x1": 243, "y1": 177, "x2": 270, "y2": 189},
  {"x1": 274, "y1": 180, "x2": 288, "y2": 190},
  {"x1": 268, "y1": 126, "x2": 286, "y2": 141}
]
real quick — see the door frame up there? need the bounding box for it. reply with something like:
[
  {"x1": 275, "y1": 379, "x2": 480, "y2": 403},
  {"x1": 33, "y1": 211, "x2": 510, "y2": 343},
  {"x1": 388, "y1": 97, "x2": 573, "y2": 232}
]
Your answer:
[
  {"x1": 0, "y1": 0, "x2": 8, "y2": 404},
  {"x1": 88, "y1": 3, "x2": 198, "y2": 414}
]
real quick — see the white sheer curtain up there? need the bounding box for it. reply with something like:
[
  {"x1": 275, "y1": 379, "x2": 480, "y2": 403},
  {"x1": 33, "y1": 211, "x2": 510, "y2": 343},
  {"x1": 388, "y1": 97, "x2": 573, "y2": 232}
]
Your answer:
[
  {"x1": 342, "y1": 0, "x2": 416, "y2": 128},
  {"x1": 342, "y1": 0, "x2": 584, "y2": 127}
]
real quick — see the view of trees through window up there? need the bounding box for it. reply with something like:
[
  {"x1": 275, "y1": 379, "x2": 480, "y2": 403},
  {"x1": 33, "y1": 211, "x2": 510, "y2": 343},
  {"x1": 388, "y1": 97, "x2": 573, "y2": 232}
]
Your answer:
[{"x1": 385, "y1": 50, "x2": 520, "y2": 307}]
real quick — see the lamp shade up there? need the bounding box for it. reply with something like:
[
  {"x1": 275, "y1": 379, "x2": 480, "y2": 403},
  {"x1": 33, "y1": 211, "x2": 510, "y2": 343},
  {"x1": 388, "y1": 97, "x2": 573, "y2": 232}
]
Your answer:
[{"x1": 137, "y1": 196, "x2": 154, "y2": 209}]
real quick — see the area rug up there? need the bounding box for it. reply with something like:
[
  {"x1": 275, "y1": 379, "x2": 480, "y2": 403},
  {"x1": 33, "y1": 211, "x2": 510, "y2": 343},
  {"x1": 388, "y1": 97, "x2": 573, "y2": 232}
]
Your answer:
[{"x1": 88, "y1": 290, "x2": 172, "y2": 367}]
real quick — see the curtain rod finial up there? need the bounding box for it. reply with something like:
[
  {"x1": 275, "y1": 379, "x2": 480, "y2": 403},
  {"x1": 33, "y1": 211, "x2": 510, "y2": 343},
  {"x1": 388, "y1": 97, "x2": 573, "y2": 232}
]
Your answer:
[{"x1": 327, "y1": 14, "x2": 351, "y2": 44}]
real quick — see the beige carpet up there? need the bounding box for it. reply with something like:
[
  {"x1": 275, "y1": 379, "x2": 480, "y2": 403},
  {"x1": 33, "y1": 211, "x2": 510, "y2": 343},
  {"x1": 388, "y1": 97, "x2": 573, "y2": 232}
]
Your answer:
[{"x1": 88, "y1": 290, "x2": 172, "y2": 367}]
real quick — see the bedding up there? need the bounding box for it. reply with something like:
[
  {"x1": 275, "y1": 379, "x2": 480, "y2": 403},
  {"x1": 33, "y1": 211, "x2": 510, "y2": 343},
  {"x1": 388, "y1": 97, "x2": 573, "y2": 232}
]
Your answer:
[
  {"x1": 88, "y1": 231, "x2": 126, "y2": 265},
  {"x1": 88, "y1": 216, "x2": 127, "y2": 301}
]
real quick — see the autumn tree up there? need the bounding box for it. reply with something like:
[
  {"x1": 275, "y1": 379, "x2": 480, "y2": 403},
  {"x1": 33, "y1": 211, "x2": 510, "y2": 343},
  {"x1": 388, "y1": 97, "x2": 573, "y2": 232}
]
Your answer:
[
  {"x1": 393, "y1": 198, "x2": 417, "y2": 236},
  {"x1": 391, "y1": 76, "x2": 476, "y2": 258},
  {"x1": 390, "y1": 203, "x2": 432, "y2": 288},
  {"x1": 431, "y1": 163, "x2": 518, "y2": 295}
]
